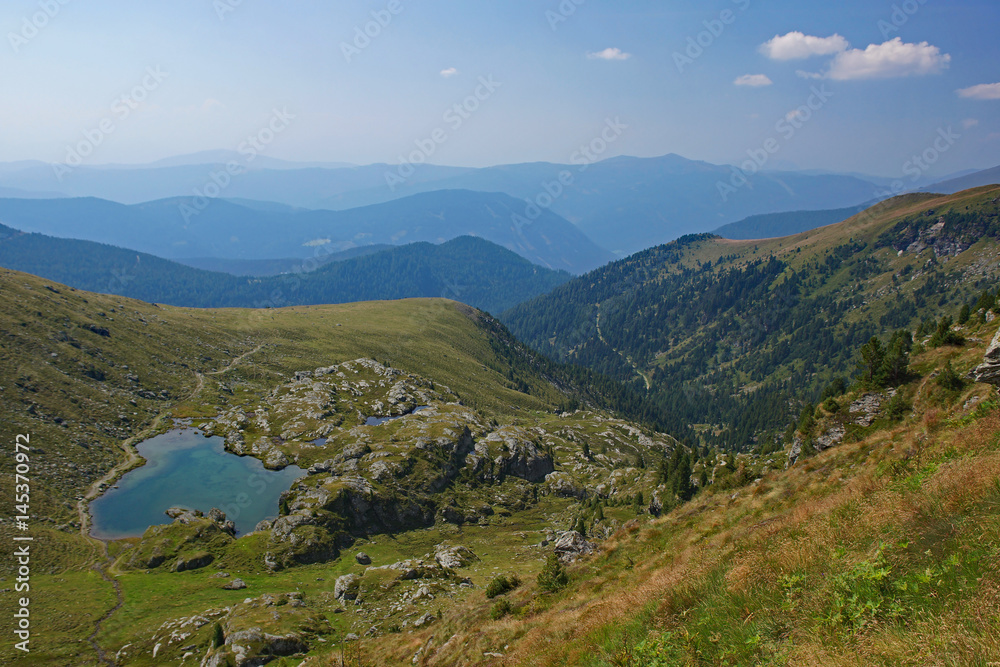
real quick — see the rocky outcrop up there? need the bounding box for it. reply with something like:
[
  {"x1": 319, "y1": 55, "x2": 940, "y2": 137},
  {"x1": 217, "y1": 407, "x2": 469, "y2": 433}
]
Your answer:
[
  {"x1": 850, "y1": 392, "x2": 893, "y2": 427},
  {"x1": 434, "y1": 544, "x2": 479, "y2": 569},
  {"x1": 474, "y1": 427, "x2": 554, "y2": 483},
  {"x1": 172, "y1": 551, "x2": 214, "y2": 572},
  {"x1": 202, "y1": 628, "x2": 309, "y2": 667},
  {"x1": 334, "y1": 574, "x2": 361, "y2": 601},
  {"x1": 971, "y1": 329, "x2": 1000, "y2": 388},
  {"x1": 553, "y1": 531, "x2": 596, "y2": 564}
]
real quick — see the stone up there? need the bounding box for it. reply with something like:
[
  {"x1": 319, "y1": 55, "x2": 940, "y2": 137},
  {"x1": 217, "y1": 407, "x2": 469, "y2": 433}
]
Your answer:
[
  {"x1": 553, "y1": 531, "x2": 595, "y2": 564},
  {"x1": 334, "y1": 574, "x2": 361, "y2": 601},
  {"x1": 971, "y1": 329, "x2": 1000, "y2": 388},
  {"x1": 412, "y1": 612, "x2": 435, "y2": 628},
  {"x1": 222, "y1": 578, "x2": 247, "y2": 590},
  {"x1": 172, "y1": 551, "x2": 214, "y2": 572},
  {"x1": 355, "y1": 552, "x2": 371, "y2": 565},
  {"x1": 434, "y1": 545, "x2": 479, "y2": 569}
]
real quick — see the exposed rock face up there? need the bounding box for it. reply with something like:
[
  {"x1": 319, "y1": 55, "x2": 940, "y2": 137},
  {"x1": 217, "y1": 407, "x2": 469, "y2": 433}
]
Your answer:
[
  {"x1": 434, "y1": 545, "x2": 479, "y2": 569},
  {"x1": 474, "y1": 427, "x2": 554, "y2": 483},
  {"x1": 972, "y1": 329, "x2": 1000, "y2": 388},
  {"x1": 553, "y1": 531, "x2": 596, "y2": 564},
  {"x1": 850, "y1": 392, "x2": 891, "y2": 427},
  {"x1": 334, "y1": 574, "x2": 361, "y2": 601},
  {"x1": 202, "y1": 629, "x2": 309, "y2": 667},
  {"x1": 172, "y1": 551, "x2": 214, "y2": 572}
]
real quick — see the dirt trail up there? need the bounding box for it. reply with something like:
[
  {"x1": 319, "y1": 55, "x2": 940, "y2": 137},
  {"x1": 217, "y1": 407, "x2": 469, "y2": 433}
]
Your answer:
[
  {"x1": 595, "y1": 304, "x2": 652, "y2": 390},
  {"x1": 77, "y1": 340, "x2": 265, "y2": 663},
  {"x1": 87, "y1": 543, "x2": 124, "y2": 666}
]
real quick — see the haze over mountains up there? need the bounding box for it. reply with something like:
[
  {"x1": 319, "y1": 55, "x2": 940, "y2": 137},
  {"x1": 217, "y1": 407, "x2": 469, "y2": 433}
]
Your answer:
[
  {"x1": 0, "y1": 225, "x2": 568, "y2": 314},
  {"x1": 0, "y1": 189, "x2": 611, "y2": 275},
  {"x1": 0, "y1": 152, "x2": 933, "y2": 256}
]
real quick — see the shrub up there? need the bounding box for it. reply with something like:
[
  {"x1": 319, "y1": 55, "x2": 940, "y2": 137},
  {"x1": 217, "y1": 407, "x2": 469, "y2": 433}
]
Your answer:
[
  {"x1": 936, "y1": 362, "x2": 966, "y2": 392},
  {"x1": 884, "y1": 393, "x2": 911, "y2": 422},
  {"x1": 485, "y1": 573, "x2": 520, "y2": 599},
  {"x1": 489, "y1": 598, "x2": 513, "y2": 620},
  {"x1": 537, "y1": 553, "x2": 568, "y2": 593},
  {"x1": 929, "y1": 316, "x2": 964, "y2": 348}
]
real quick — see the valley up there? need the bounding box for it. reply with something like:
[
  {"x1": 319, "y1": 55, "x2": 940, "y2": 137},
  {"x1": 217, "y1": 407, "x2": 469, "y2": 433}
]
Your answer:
[{"x1": 1, "y1": 187, "x2": 999, "y2": 665}]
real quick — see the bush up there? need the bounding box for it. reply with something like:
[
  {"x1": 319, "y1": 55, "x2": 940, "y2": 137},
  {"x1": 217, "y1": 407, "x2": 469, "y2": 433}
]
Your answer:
[
  {"x1": 929, "y1": 316, "x2": 964, "y2": 348},
  {"x1": 489, "y1": 598, "x2": 513, "y2": 620},
  {"x1": 537, "y1": 553, "x2": 568, "y2": 593},
  {"x1": 936, "y1": 362, "x2": 966, "y2": 392},
  {"x1": 885, "y1": 393, "x2": 911, "y2": 422},
  {"x1": 485, "y1": 573, "x2": 520, "y2": 599}
]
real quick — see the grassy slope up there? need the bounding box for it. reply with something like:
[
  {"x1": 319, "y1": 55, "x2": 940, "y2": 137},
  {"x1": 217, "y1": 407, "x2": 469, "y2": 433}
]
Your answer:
[
  {"x1": 353, "y1": 321, "x2": 1000, "y2": 666},
  {"x1": 0, "y1": 269, "x2": 655, "y2": 666}
]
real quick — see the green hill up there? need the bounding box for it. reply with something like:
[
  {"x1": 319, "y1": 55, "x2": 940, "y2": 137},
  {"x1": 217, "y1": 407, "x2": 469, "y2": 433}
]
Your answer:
[
  {"x1": 503, "y1": 186, "x2": 1000, "y2": 448},
  {"x1": 0, "y1": 231, "x2": 570, "y2": 315}
]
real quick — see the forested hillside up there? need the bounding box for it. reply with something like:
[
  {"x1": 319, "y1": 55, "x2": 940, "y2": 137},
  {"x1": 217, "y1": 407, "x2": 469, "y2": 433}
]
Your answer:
[
  {"x1": 504, "y1": 187, "x2": 1000, "y2": 450},
  {"x1": 0, "y1": 232, "x2": 569, "y2": 314}
]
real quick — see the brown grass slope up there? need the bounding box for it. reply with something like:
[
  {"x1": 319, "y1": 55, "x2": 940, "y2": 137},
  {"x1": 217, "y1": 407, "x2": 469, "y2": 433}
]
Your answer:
[{"x1": 348, "y1": 322, "x2": 1000, "y2": 666}]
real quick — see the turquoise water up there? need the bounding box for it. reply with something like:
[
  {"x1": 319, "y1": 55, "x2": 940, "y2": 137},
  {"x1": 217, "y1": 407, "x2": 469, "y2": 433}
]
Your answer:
[{"x1": 89, "y1": 429, "x2": 304, "y2": 539}]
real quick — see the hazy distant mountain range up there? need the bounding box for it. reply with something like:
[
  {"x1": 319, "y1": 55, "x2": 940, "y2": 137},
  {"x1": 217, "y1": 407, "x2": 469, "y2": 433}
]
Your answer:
[
  {"x1": 0, "y1": 226, "x2": 569, "y2": 314},
  {"x1": 0, "y1": 190, "x2": 612, "y2": 275},
  {"x1": 1, "y1": 153, "x2": 994, "y2": 261}
]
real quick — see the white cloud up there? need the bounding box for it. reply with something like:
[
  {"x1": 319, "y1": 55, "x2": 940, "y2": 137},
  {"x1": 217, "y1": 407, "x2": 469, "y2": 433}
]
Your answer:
[
  {"x1": 734, "y1": 74, "x2": 773, "y2": 87},
  {"x1": 587, "y1": 47, "x2": 631, "y2": 61},
  {"x1": 760, "y1": 32, "x2": 849, "y2": 60},
  {"x1": 957, "y1": 82, "x2": 1000, "y2": 100},
  {"x1": 440, "y1": 67, "x2": 459, "y2": 78},
  {"x1": 962, "y1": 118, "x2": 980, "y2": 129},
  {"x1": 785, "y1": 109, "x2": 806, "y2": 122},
  {"x1": 826, "y1": 38, "x2": 950, "y2": 80}
]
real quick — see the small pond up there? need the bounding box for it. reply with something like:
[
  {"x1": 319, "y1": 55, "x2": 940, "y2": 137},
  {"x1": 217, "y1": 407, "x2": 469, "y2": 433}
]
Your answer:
[{"x1": 89, "y1": 428, "x2": 304, "y2": 539}]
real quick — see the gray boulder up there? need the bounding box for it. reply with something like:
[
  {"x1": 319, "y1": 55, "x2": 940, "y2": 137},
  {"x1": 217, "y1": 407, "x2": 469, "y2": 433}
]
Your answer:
[
  {"x1": 222, "y1": 578, "x2": 247, "y2": 590},
  {"x1": 355, "y1": 552, "x2": 372, "y2": 565},
  {"x1": 972, "y1": 329, "x2": 1000, "y2": 388},
  {"x1": 553, "y1": 531, "x2": 596, "y2": 564},
  {"x1": 434, "y1": 545, "x2": 479, "y2": 569},
  {"x1": 334, "y1": 574, "x2": 361, "y2": 601}
]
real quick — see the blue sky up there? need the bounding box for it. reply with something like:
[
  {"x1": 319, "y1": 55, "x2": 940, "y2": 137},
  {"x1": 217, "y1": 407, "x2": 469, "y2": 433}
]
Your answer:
[{"x1": 2, "y1": 0, "x2": 998, "y2": 177}]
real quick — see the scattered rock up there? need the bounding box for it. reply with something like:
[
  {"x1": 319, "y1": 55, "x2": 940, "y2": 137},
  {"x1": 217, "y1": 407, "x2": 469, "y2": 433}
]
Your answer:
[
  {"x1": 412, "y1": 613, "x2": 435, "y2": 628},
  {"x1": 355, "y1": 552, "x2": 372, "y2": 565},
  {"x1": 222, "y1": 578, "x2": 247, "y2": 590}
]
